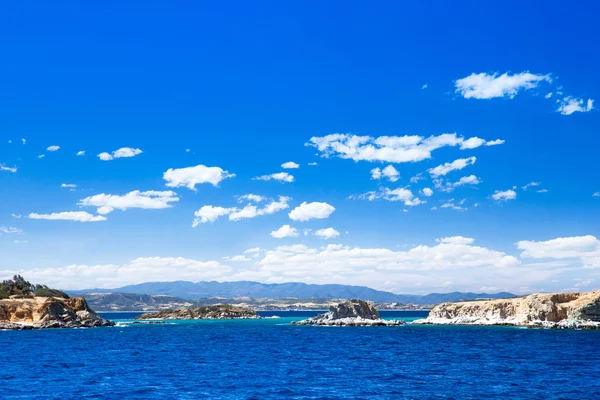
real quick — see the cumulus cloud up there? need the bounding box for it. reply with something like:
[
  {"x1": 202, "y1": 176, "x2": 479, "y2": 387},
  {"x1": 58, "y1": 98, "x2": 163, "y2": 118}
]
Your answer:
[
  {"x1": 314, "y1": 228, "x2": 340, "y2": 239},
  {"x1": 97, "y1": 147, "x2": 143, "y2": 161},
  {"x1": 9, "y1": 257, "x2": 231, "y2": 290},
  {"x1": 281, "y1": 161, "x2": 300, "y2": 169},
  {"x1": 308, "y1": 162, "x2": 318, "y2": 166},
  {"x1": 522, "y1": 182, "x2": 540, "y2": 190},
  {"x1": 455, "y1": 71, "x2": 551, "y2": 99},
  {"x1": 61, "y1": 183, "x2": 77, "y2": 188},
  {"x1": 228, "y1": 255, "x2": 251, "y2": 262},
  {"x1": 164, "y1": 164, "x2": 235, "y2": 190},
  {"x1": 371, "y1": 165, "x2": 400, "y2": 182},
  {"x1": 270, "y1": 224, "x2": 299, "y2": 238},
  {"x1": 492, "y1": 189, "x2": 517, "y2": 201},
  {"x1": 306, "y1": 133, "x2": 498, "y2": 164},
  {"x1": 253, "y1": 172, "x2": 294, "y2": 183},
  {"x1": 435, "y1": 175, "x2": 480, "y2": 192},
  {"x1": 47, "y1": 145, "x2": 60, "y2": 151},
  {"x1": 517, "y1": 235, "x2": 600, "y2": 269},
  {"x1": 594, "y1": 192, "x2": 600, "y2": 197},
  {"x1": 289, "y1": 202, "x2": 335, "y2": 221},
  {"x1": 193, "y1": 196, "x2": 290, "y2": 226},
  {"x1": 439, "y1": 199, "x2": 467, "y2": 211},
  {"x1": 428, "y1": 157, "x2": 476, "y2": 177},
  {"x1": 557, "y1": 97, "x2": 594, "y2": 115},
  {"x1": 21, "y1": 138, "x2": 26, "y2": 145},
  {"x1": 237, "y1": 194, "x2": 265, "y2": 203},
  {"x1": 421, "y1": 188, "x2": 433, "y2": 197},
  {"x1": 79, "y1": 190, "x2": 179, "y2": 214},
  {"x1": 38, "y1": 154, "x2": 45, "y2": 159},
  {"x1": 351, "y1": 188, "x2": 422, "y2": 206},
  {"x1": 0, "y1": 164, "x2": 17, "y2": 173},
  {"x1": 28, "y1": 211, "x2": 107, "y2": 222},
  {"x1": 436, "y1": 236, "x2": 475, "y2": 245},
  {"x1": 76, "y1": 151, "x2": 86, "y2": 156},
  {"x1": 485, "y1": 139, "x2": 505, "y2": 146}
]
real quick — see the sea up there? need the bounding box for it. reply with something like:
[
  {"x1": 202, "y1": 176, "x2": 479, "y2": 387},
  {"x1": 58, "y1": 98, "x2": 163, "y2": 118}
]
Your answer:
[{"x1": 1, "y1": 310, "x2": 599, "y2": 399}]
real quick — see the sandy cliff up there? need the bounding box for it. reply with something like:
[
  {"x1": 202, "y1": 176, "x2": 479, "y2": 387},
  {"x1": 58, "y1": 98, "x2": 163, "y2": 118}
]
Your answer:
[
  {"x1": 0, "y1": 296, "x2": 114, "y2": 330},
  {"x1": 415, "y1": 291, "x2": 600, "y2": 329}
]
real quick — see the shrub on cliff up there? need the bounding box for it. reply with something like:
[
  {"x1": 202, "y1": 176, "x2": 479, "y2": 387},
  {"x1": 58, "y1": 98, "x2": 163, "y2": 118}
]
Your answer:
[
  {"x1": 1, "y1": 275, "x2": 68, "y2": 298},
  {"x1": 33, "y1": 288, "x2": 70, "y2": 299}
]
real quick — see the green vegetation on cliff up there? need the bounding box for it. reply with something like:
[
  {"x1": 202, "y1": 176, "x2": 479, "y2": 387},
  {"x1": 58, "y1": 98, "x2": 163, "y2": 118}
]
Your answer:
[{"x1": 0, "y1": 275, "x2": 69, "y2": 299}]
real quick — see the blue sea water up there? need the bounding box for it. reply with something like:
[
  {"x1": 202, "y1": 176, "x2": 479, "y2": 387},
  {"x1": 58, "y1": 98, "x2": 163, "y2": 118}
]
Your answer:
[{"x1": 2, "y1": 311, "x2": 599, "y2": 399}]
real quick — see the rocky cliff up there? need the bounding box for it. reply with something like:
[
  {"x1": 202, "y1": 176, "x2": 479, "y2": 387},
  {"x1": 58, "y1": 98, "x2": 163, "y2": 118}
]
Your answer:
[
  {"x1": 136, "y1": 304, "x2": 259, "y2": 320},
  {"x1": 293, "y1": 299, "x2": 404, "y2": 326},
  {"x1": 0, "y1": 296, "x2": 114, "y2": 330},
  {"x1": 415, "y1": 291, "x2": 600, "y2": 329}
]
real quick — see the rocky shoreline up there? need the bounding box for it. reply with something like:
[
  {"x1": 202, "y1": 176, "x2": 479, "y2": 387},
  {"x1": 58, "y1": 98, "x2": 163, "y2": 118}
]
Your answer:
[
  {"x1": 414, "y1": 291, "x2": 600, "y2": 329},
  {"x1": 136, "y1": 304, "x2": 260, "y2": 320},
  {"x1": 293, "y1": 299, "x2": 404, "y2": 326},
  {"x1": 0, "y1": 296, "x2": 114, "y2": 330}
]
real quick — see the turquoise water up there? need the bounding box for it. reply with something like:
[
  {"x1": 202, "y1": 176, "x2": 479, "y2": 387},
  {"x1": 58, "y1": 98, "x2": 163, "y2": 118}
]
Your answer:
[{"x1": 1, "y1": 311, "x2": 599, "y2": 399}]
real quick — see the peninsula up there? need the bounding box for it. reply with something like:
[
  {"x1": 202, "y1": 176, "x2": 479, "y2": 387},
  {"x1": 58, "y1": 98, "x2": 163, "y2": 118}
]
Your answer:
[
  {"x1": 0, "y1": 276, "x2": 114, "y2": 330},
  {"x1": 415, "y1": 290, "x2": 600, "y2": 329}
]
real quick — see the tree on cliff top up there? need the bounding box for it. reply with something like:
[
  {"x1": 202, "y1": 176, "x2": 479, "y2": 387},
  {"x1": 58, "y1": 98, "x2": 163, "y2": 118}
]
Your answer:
[{"x1": 0, "y1": 275, "x2": 69, "y2": 299}]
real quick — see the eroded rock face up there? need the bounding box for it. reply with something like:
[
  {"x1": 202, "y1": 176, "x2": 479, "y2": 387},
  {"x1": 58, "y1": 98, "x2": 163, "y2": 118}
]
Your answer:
[
  {"x1": 0, "y1": 297, "x2": 114, "y2": 330},
  {"x1": 415, "y1": 291, "x2": 600, "y2": 329},
  {"x1": 293, "y1": 299, "x2": 404, "y2": 326},
  {"x1": 136, "y1": 305, "x2": 259, "y2": 320}
]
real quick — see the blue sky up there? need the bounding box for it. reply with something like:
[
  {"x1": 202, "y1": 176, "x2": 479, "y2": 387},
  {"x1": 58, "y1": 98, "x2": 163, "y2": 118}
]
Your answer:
[{"x1": 1, "y1": 1, "x2": 599, "y2": 293}]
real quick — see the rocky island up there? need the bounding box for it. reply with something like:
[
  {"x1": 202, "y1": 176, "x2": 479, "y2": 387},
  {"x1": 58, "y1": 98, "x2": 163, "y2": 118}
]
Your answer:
[
  {"x1": 135, "y1": 304, "x2": 260, "y2": 320},
  {"x1": 415, "y1": 290, "x2": 600, "y2": 329},
  {"x1": 0, "y1": 276, "x2": 114, "y2": 330},
  {"x1": 293, "y1": 299, "x2": 404, "y2": 326}
]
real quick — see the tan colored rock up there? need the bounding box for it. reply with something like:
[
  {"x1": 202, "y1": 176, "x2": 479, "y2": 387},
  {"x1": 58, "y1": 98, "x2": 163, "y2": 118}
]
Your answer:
[
  {"x1": 136, "y1": 304, "x2": 259, "y2": 320},
  {"x1": 416, "y1": 291, "x2": 600, "y2": 329}
]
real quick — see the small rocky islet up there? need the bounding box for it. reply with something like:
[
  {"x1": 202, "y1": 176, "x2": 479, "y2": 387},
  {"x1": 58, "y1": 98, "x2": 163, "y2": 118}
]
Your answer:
[
  {"x1": 135, "y1": 304, "x2": 260, "y2": 320},
  {"x1": 293, "y1": 299, "x2": 405, "y2": 326}
]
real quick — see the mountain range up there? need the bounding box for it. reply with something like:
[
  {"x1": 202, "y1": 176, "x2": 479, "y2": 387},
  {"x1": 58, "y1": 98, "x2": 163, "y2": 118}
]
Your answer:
[{"x1": 70, "y1": 280, "x2": 515, "y2": 305}]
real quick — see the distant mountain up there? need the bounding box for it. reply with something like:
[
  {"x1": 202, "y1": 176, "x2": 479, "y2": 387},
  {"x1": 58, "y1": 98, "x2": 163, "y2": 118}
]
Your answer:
[
  {"x1": 70, "y1": 281, "x2": 516, "y2": 305},
  {"x1": 82, "y1": 292, "x2": 197, "y2": 312}
]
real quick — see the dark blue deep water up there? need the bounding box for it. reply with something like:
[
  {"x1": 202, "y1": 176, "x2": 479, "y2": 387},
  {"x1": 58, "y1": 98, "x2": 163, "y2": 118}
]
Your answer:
[{"x1": 2, "y1": 311, "x2": 599, "y2": 399}]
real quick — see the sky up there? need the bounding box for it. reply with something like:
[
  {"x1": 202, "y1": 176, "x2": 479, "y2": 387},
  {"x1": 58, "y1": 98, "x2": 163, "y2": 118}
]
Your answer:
[{"x1": 1, "y1": 1, "x2": 599, "y2": 294}]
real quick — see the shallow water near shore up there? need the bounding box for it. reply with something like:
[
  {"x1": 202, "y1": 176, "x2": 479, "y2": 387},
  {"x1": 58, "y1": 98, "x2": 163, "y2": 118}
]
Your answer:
[{"x1": 2, "y1": 311, "x2": 599, "y2": 399}]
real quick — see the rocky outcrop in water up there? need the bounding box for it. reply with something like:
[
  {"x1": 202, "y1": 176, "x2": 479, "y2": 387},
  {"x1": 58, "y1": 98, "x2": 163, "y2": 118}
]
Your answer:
[
  {"x1": 415, "y1": 291, "x2": 600, "y2": 329},
  {"x1": 293, "y1": 299, "x2": 404, "y2": 326},
  {"x1": 0, "y1": 296, "x2": 114, "y2": 330},
  {"x1": 136, "y1": 304, "x2": 259, "y2": 320}
]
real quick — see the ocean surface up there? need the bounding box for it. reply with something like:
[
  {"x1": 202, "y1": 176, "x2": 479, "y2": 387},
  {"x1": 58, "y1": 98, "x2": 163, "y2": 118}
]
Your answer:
[{"x1": 2, "y1": 310, "x2": 599, "y2": 399}]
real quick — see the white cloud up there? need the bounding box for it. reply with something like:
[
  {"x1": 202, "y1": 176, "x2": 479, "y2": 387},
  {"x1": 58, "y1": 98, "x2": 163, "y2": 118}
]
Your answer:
[
  {"x1": 593, "y1": 192, "x2": 600, "y2": 197},
  {"x1": 61, "y1": 183, "x2": 77, "y2": 188},
  {"x1": 28, "y1": 211, "x2": 107, "y2": 222},
  {"x1": 485, "y1": 139, "x2": 505, "y2": 146},
  {"x1": 436, "y1": 175, "x2": 481, "y2": 192},
  {"x1": 371, "y1": 165, "x2": 399, "y2": 182},
  {"x1": 164, "y1": 164, "x2": 235, "y2": 190},
  {"x1": 11, "y1": 257, "x2": 231, "y2": 290},
  {"x1": 351, "y1": 188, "x2": 422, "y2": 206},
  {"x1": 422, "y1": 83, "x2": 428, "y2": 89},
  {"x1": 193, "y1": 197, "x2": 290, "y2": 226},
  {"x1": 244, "y1": 247, "x2": 262, "y2": 254},
  {"x1": 545, "y1": 92, "x2": 553, "y2": 99},
  {"x1": 76, "y1": 151, "x2": 86, "y2": 156},
  {"x1": 314, "y1": 228, "x2": 340, "y2": 239},
  {"x1": 289, "y1": 201, "x2": 335, "y2": 221},
  {"x1": 281, "y1": 161, "x2": 300, "y2": 169},
  {"x1": 557, "y1": 97, "x2": 594, "y2": 115},
  {"x1": 522, "y1": 181, "x2": 540, "y2": 190},
  {"x1": 271, "y1": 224, "x2": 299, "y2": 238},
  {"x1": 38, "y1": 154, "x2": 45, "y2": 159},
  {"x1": 410, "y1": 173, "x2": 424, "y2": 183},
  {"x1": 21, "y1": 138, "x2": 26, "y2": 145},
  {"x1": 193, "y1": 206, "x2": 234, "y2": 225},
  {"x1": 229, "y1": 255, "x2": 251, "y2": 262},
  {"x1": 428, "y1": 157, "x2": 476, "y2": 177},
  {"x1": 253, "y1": 172, "x2": 294, "y2": 183},
  {"x1": 238, "y1": 194, "x2": 265, "y2": 203},
  {"x1": 440, "y1": 200, "x2": 467, "y2": 211},
  {"x1": 436, "y1": 236, "x2": 475, "y2": 245},
  {"x1": 97, "y1": 147, "x2": 143, "y2": 161},
  {"x1": 306, "y1": 133, "x2": 497, "y2": 164},
  {"x1": 47, "y1": 145, "x2": 60, "y2": 151},
  {"x1": 517, "y1": 235, "x2": 600, "y2": 268},
  {"x1": 460, "y1": 137, "x2": 486, "y2": 150},
  {"x1": 455, "y1": 71, "x2": 551, "y2": 99},
  {"x1": 79, "y1": 190, "x2": 179, "y2": 214},
  {"x1": 0, "y1": 226, "x2": 23, "y2": 234},
  {"x1": 185, "y1": 149, "x2": 191, "y2": 153},
  {"x1": 492, "y1": 189, "x2": 517, "y2": 201},
  {"x1": 11, "y1": 214, "x2": 21, "y2": 219},
  {"x1": 421, "y1": 188, "x2": 433, "y2": 197},
  {"x1": 308, "y1": 162, "x2": 318, "y2": 166},
  {"x1": 0, "y1": 165, "x2": 17, "y2": 173},
  {"x1": 537, "y1": 189, "x2": 548, "y2": 193}
]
